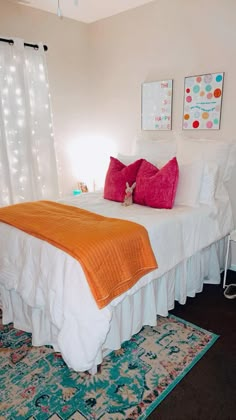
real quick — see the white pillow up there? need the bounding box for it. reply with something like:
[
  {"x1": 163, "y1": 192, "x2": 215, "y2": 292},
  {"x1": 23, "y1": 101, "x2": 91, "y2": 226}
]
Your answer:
[
  {"x1": 199, "y1": 162, "x2": 219, "y2": 205},
  {"x1": 135, "y1": 139, "x2": 177, "y2": 164},
  {"x1": 175, "y1": 160, "x2": 205, "y2": 207},
  {"x1": 176, "y1": 138, "x2": 232, "y2": 184},
  {"x1": 225, "y1": 143, "x2": 236, "y2": 182},
  {"x1": 117, "y1": 153, "x2": 157, "y2": 166}
]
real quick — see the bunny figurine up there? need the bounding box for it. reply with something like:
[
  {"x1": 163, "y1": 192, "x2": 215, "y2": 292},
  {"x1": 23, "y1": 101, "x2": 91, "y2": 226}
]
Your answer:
[{"x1": 122, "y1": 182, "x2": 136, "y2": 206}]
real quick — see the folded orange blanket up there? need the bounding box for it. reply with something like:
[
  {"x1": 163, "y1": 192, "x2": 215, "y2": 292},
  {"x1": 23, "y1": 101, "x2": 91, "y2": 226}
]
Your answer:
[{"x1": 0, "y1": 200, "x2": 158, "y2": 308}]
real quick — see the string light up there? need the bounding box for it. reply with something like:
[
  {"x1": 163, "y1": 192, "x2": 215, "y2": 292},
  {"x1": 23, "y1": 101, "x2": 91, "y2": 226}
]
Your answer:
[
  {"x1": 16, "y1": 98, "x2": 22, "y2": 106},
  {"x1": 0, "y1": 39, "x2": 59, "y2": 206}
]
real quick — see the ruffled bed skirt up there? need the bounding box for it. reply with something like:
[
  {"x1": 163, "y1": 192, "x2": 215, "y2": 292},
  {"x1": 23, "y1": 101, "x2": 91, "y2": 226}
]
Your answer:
[{"x1": 0, "y1": 237, "x2": 227, "y2": 371}]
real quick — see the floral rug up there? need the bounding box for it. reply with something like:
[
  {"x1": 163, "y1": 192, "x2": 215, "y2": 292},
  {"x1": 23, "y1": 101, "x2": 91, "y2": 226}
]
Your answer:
[{"x1": 0, "y1": 309, "x2": 218, "y2": 420}]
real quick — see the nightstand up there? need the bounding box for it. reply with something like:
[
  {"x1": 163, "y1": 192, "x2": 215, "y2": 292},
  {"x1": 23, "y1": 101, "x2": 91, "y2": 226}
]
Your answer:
[{"x1": 223, "y1": 229, "x2": 236, "y2": 288}]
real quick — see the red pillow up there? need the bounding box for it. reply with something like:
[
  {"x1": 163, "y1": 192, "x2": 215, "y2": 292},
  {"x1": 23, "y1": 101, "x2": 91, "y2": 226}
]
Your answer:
[
  {"x1": 104, "y1": 156, "x2": 143, "y2": 202},
  {"x1": 134, "y1": 157, "x2": 179, "y2": 209}
]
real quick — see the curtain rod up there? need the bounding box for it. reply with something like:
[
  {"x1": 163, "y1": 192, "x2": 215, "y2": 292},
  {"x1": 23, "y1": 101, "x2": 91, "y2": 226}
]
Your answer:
[{"x1": 0, "y1": 37, "x2": 48, "y2": 51}]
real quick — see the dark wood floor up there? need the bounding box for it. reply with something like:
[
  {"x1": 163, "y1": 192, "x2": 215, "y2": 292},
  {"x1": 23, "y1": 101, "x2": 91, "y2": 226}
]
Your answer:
[{"x1": 148, "y1": 270, "x2": 236, "y2": 420}]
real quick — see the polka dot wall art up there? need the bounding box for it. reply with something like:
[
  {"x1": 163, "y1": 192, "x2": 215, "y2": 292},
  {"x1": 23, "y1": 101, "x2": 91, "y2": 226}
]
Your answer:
[{"x1": 182, "y1": 72, "x2": 224, "y2": 130}]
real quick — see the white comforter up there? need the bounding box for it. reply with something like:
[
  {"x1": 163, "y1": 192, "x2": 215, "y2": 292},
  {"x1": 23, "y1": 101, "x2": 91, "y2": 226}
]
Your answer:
[{"x1": 0, "y1": 193, "x2": 233, "y2": 371}]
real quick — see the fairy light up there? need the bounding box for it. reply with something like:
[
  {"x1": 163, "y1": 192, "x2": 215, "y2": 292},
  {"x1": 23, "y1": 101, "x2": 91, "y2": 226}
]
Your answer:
[
  {"x1": 17, "y1": 119, "x2": 24, "y2": 127},
  {"x1": 16, "y1": 98, "x2": 22, "y2": 106},
  {"x1": 0, "y1": 40, "x2": 59, "y2": 206}
]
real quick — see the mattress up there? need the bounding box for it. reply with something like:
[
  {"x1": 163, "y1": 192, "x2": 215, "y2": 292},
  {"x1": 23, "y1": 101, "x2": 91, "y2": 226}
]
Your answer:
[{"x1": 0, "y1": 192, "x2": 233, "y2": 371}]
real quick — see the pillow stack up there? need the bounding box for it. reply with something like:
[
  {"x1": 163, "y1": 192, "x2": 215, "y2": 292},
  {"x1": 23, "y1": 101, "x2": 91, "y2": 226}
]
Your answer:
[
  {"x1": 104, "y1": 137, "x2": 235, "y2": 209},
  {"x1": 104, "y1": 155, "x2": 179, "y2": 209}
]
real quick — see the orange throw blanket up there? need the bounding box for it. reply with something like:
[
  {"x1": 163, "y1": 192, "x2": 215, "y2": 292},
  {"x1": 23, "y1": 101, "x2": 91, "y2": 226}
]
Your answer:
[{"x1": 0, "y1": 201, "x2": 157, "y2": 308}]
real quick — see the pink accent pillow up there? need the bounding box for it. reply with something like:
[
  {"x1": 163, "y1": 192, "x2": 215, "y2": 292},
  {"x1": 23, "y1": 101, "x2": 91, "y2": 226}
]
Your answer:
[
  {"x1": 104, "y1": 156, "x2": 143, "y2": 202},
  {"x1": 134, "y1": 157, "x2": 179, "y2": 209}
]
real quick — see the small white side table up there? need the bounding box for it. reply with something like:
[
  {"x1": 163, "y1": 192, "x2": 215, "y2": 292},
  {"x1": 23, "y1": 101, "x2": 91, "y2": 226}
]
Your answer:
[{"x1": 223, "y1": 229, "x2": 236, "y2": 288}]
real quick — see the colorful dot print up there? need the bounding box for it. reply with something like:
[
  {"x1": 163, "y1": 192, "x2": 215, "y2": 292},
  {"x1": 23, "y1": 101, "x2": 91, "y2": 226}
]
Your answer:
[
  {"x1": 205, "y1": 84, "x2": 212, "y2": 92},
  {"x1": 202, "y1": 112, "x2": 209, "y2": 119},
  {"x1": 183, "y1": 72, "x2": 223, "y2": 130},
  {"x1": 216, "y1": 74, "x2": 223, "y2": 82},
  {"x1": 193, "y1": 85, "x2": 200, "y2": 94},
  {"x1": 214, "y1": 88, "x2": 222, "y2": 98},
  {"x1": 204, "y1": 74, "x2": 213, "y2": 83},
  {"x1": 206, "y1": 121, "x2": 213, "y2": 128}
]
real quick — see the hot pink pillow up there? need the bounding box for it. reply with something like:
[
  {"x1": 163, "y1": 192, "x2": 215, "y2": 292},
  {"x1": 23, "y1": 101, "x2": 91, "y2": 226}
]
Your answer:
[
  {"x1": 134, "y1": 157, "x2": 179, "y2": 209},
  {"x1": 104, "y1": 156, "x2": 143, "y2": 202}
]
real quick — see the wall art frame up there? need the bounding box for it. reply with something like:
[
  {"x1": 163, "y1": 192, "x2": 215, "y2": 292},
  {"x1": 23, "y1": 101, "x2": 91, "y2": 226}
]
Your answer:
[
  {"x1": 141, "y1": 79, "x2": 173, "y2": 130},
  {"x1": 182, "y1": 72, "x2": 224, "y2": 130}
]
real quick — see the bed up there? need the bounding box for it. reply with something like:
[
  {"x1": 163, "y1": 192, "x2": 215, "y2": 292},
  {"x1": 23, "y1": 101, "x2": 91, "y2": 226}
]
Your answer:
[{"x1": 0, "y1": 137, "x2": 235, "y2": 373}]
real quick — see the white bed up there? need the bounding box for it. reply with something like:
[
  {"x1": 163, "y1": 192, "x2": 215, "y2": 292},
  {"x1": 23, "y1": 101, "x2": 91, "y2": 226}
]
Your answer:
[{"x1": 0, "y1": 138, "x2": 235, "y2": 373}]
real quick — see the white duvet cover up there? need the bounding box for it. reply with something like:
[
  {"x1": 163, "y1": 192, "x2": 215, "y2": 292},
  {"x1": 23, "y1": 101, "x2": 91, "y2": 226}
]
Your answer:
[{"x1": 0, "y1": 193, "x2": 233, "y2": 371}]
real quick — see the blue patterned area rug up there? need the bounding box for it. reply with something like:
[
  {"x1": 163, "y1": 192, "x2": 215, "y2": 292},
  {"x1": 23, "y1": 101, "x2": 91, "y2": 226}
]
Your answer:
[{"x1": 0, "y1": 310, "x2": 218, "y2": 419}]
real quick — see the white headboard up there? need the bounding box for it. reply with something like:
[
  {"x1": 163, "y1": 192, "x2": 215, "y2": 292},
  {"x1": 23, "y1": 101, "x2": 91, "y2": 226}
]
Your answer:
[{"x1": 133, "y1": 137, "x2": 236, "y2": 225}]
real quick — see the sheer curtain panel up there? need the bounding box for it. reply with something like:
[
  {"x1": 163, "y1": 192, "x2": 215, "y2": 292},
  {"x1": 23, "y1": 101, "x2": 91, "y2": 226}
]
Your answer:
[{"x1": 0, "y1": 38, "x2": 59, "y2": 206}]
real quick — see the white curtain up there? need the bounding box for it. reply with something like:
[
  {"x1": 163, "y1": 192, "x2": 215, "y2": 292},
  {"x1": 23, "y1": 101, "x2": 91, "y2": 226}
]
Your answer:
[{"x1": 0, "y1": 38, "x2": 59, "y2": 206}]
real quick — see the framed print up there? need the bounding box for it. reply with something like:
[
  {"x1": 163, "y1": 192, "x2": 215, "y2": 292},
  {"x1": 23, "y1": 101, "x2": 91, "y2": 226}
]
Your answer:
[
  {"x1": 141, "y1": 80, "x2": 173, "y2": 130},
  {"x1": 182, "y1": 72, "x2": 224, "y2": 130}
]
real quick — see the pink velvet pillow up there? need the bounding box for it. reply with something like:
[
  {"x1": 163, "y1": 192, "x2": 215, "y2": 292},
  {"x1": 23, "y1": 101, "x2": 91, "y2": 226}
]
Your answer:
[
  {"x1": 134, "y1": 157, "x2": 179, "y2": 209},
  {"x1": 104, "y1": 156, "x2": 143, "y2": 202}
]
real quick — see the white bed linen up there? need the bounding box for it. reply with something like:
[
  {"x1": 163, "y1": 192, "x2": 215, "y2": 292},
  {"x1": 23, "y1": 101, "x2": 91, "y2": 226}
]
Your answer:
[{"x1": 0, "y1": 193, "x2": 233, "y2": 371}]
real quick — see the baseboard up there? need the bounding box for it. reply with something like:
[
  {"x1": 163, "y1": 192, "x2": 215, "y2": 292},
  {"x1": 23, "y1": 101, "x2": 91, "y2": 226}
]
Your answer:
[{"x1": 230, "y1": 264, "x2": 236, "y2": 272}]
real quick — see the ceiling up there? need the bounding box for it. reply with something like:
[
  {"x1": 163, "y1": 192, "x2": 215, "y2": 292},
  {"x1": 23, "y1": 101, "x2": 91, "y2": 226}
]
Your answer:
[{"x1": 10, "y1": 0, "x2": 154, "y2": 23}]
